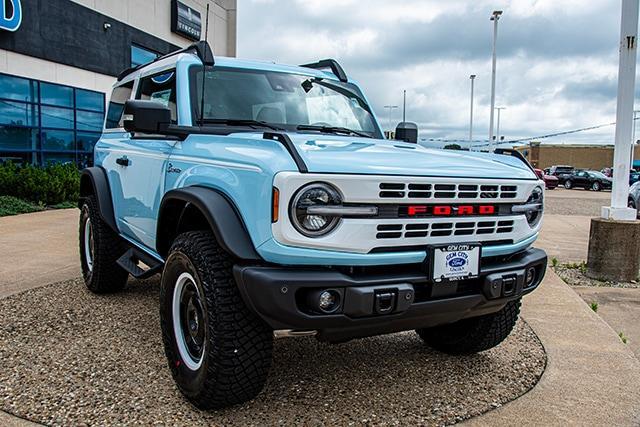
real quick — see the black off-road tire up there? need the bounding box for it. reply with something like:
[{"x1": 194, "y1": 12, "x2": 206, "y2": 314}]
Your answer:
[
  {"x1": 159, "y1": 231, "x2": 273, "y2": 409},
  {"x1": 416, "y1": 299, "x2": 521, "y2": 355},
  {"x1": 79, "y1": 195, "x2": 129, "y2": 293}
]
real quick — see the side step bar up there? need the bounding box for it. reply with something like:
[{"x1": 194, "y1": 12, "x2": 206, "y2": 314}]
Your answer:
[{"x1": 116, "y1": 248, "x2": 164, "y2": 279}]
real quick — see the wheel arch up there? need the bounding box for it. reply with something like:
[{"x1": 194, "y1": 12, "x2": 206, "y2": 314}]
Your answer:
[
  {"x1": 157, "y1": 186, "x2": 261, "y2": 261},
  {"x1": 79, "y1": 167, "x2": 118, "y2": 232}
]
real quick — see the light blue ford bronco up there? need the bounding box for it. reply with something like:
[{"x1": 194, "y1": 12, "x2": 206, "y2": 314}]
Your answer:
[{"x1": 78, "y1": 42, "x2": 547, "y2": 409}]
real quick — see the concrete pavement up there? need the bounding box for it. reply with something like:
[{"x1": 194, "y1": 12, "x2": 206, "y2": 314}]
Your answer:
[{"x1": 0, "y1": 209, "x2": 79, "y2": 298}]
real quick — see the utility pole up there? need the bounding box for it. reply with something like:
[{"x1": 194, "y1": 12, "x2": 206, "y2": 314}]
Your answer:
[
  {"x1": 488, "y1": 10, "x2": 502, "y2": 152},
  {"x1": 383, "y1": 105, "x2": 398, "y2": 138},
  {"x1": 495, "y1": 106, "x2": 506, "y2": 144},
  {"x1": 469, "y1": 75, "x2": 476, "y2": 146}
]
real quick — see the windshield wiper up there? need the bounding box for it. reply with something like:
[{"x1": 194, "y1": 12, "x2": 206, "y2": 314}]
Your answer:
[
  {"x1": 296, "y1": 124, "x2": 371, "y2": 138},
  {"x1": 200, "y1": 119, "x2": 284, "y2": 131}
]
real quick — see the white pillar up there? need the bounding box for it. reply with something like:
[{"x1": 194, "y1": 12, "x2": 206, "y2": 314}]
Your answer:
[
  {"x1": 488, "y1": 11, "x2": 502, "y2": 153},
  {"x1": 603, "y1": 0, "x2": 639, "y2": 221},
  {"x1": 469, "y1": 75, "x2": 476, "y2": 146}
]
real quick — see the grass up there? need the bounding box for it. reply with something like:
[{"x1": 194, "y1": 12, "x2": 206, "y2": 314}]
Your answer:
[
  {"x1": 563, "y1": 261, "x2": 588, "y2": 274},
  {"x1": 50, "y1": 200, "x2": 77, "y2": 209},
  {"x1": 589, "y1": 302, "x2": 598, "y2": 312},
  {"x1": 619, "y1": 332, "x2": 628, "y2": 344},
  {"x1": 0, "y1": 195, "x2": 44, "y2": 217},
  {"x1": 551, "y1": 257, "x2": 559, "y2": 267}
]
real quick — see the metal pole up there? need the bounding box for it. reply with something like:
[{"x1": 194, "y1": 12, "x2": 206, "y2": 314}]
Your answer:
[
  {"x1": 488, "y1": 10, "x2": 502, "y2": 152},
  {"x1": 383, "y1": 105, "x2": 398, "y2": 138},
  {"x1": 469, "y1": 75, "x2": 476, "y2": 146},
  {"x1": 403, "y1": 90, "x2": 406, "y2": 123},
  {"x1": 604, "y1": 0, "x2": 639, "y2": 220},
  {"x1": 495, "y1": 106, "x2": 506, "y2": 144}
]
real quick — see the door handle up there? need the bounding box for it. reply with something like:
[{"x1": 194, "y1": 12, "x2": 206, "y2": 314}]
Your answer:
[{"x1": 116, "y1": 156, "x2": 131, "y2": 166}]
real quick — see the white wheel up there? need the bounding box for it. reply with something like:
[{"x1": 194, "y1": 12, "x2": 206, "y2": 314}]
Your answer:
[
  {"x1": 172, "y1": 272, "x2": 206, "y2": 371},
  {"x1": 83, "y1": 218, "x2": 94, "y2": 272}
]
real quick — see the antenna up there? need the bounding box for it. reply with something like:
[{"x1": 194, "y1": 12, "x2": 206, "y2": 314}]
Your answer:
[
  {"x1": 402, "y1": 90, "x2": 406, "y2": 123},
  {"x1": 199, "y1": 3, "x2": 210, "y2": 126}
]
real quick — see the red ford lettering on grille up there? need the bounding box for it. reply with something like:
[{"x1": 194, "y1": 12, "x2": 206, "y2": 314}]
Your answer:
[{"x1": 406, "y1": 205, "x2": 497, "y2": 216}]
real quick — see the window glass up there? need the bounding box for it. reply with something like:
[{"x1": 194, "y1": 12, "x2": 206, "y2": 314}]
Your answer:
[
  {"x1": 131, "y1": 45, "x2": 159, "y2": 68},
  {"x1": 0, "y1": 151, "x2": 35, "y2": 165},
  {"x1": 0, "y1": 74, "x2": 38, "y2": 103},
  {"x1": 76, "y1": 89, "x2": 104, "y2": 112},
  {"x1": 76, "y1": 110, "x2": 104, "y2": 132},
  {"x1": 137, "y1": 71, "x2": 177, "y2": 122},
  {"x1": 41, "y1": 106, "x2": 74, "y2": 129},
  {"x1": 105, "y1": 81, "x2": 134, "y2": 129},
  {"x1": 41, "y1": 152, "x2": 76, "y2": 165},
  {"x1": 0, "y1": 127, "x2": 37, "y2": 150},
  {"x1": 41, "y1": 83, "x2": 74, "y2": 107},
  {"x1": 76, "y1": 132, "x2": 100, "y2": 152},
  {"x1": 41, "y1": 130, "x2": 75, "y2": 151},
  {"x1": 0, "y1": 100, "x2": 38, "y2": 126}
]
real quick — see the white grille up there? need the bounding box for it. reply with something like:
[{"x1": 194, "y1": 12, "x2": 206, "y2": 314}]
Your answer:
[
  {"x1": 378, "y1": 182, "x2": 518, "y2": 200},
  {"x1": 376, "y1": 219, "x2": 515, "y2": 239}
]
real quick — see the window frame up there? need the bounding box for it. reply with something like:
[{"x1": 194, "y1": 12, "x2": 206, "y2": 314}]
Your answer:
[{"x1": 135, "y1": 68, "x2": 179, "y2": 124}]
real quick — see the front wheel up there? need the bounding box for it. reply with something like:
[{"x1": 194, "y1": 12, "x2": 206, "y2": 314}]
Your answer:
[
  {"x1": 160, "y1": 231, "x2": 273, "y2": 409},
  {"x1": 591, "y1": 182, "x2": 602, "y2": 191},
  {"x1": 564, "y1": 180, "x2": 573, "y2": 189},
  {"x1": 416, "y1": 299, "x2": 521, "y2": 354}
]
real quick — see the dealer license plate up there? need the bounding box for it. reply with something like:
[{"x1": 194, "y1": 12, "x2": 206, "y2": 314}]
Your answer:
[{"x1": 431, "y1": 244, "x2": 481, "y2": 282}]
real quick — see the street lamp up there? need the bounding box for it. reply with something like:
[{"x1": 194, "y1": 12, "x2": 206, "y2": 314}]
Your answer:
[
  {"x1": 383, "y1": 105, "x2": 398, "y2": 138},
  {"x1": 469, "y1": 75, "x2": 476, "y2": 147},
  {"x1": 495, "y1": 106, "x2": 506, "y2": 144},
  {"x1": 488, "y1": 10, "x2": 503, "y2": 152}
]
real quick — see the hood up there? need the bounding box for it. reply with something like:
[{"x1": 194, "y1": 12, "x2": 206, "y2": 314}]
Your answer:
[{"x1": 280, "y1": 134, "x2": 537, "y2": 179}]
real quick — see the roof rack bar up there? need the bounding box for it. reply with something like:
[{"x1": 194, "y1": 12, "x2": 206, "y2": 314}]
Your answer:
[
  {"x1": 300, "y1": 59, "x2": 348, "y2": 82},
  {"x1": 117, "y1": 40, "x2": 215, "y2": 82}
]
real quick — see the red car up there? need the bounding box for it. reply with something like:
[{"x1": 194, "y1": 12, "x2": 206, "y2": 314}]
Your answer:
[{"x1": 535, "y1": 168, "x2": 559, "y2": 189}]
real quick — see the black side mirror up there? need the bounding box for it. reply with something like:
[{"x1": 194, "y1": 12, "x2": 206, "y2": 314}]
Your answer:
[
  {"x1": 395, "y1": 122, "x2": 418, "y2": 143},
  {"x1": 123, "y1": 100, "x2": 171, "y2": 134}
]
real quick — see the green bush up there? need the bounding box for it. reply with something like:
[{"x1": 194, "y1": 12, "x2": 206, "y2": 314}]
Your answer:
[
  {"x1": 0, "y1": 195, "x2": 43, "y2": 216},
  {"x1": 0, "y1": 162, "x2": 80, "y2": 206}
]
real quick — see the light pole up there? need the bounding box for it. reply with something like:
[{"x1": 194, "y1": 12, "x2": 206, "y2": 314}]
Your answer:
[
  {"x1": 495, "y1": 106, "x2": 506, "y2": 144},
  {"x1": 469, "y1": 75, "x2": 476, "y2": 147},
  {"x1": 383, "y1": 105, "x2": 398, "y2": 138},
  {"x1": 488, "y1": 10, "x2": 502, "y2": 152}
]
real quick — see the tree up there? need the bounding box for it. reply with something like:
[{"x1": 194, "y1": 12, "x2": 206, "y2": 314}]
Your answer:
[{"x1": 443, "y1": 143, "x2": 463, "y2": 150}]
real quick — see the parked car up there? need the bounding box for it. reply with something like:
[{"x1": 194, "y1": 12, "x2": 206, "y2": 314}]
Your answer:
[
  {"x1": 630, "y1": 171, "x2": 640, "y2": 185},
  {"x1": 534, "y1": 168, "x2": 558, "y2": 189},
  {"x1": 78, "y1": 41, "x2": 547, "y2": 409},
  {"x1": 629, "y1": 181, "x2": 640, "y2": 218},
  {"x1": 601, "y1": 167, "x2": 613, "y2": 178},
  {"x1": 548, "y1": 165, "x2": 574, "y2": 177},
  {"x1": 563, "y1": 170, "x2": 612, "y2": 191}
]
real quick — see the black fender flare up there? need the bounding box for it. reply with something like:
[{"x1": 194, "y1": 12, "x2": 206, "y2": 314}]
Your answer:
[
  {"x1": 157, "y1": 186, "x2": 261, "y2": 261},
  {"x1": 79, "y1": 167, "x2": 118, "y2": 232}
]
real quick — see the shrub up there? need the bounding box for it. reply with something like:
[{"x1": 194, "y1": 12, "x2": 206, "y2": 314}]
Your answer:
[
  {"x1": 0, "y1": 195, "x2": 43, "y2": 217},
  {"x1": 0, "y1": 162, "x2": 80, "y2": 206}
]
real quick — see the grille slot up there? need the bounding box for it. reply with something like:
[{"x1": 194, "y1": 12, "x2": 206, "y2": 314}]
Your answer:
[
  {"x1": 374, "y1": 218, "x2": 518, "y2": 240},
  {"x1": 378, "y1": 181, "x2": 520, "y2": 200}
]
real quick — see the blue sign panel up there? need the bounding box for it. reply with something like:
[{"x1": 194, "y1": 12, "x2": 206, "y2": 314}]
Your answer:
[{"x1": 1, "y1": 0, "x2": 22, "y2": 32}]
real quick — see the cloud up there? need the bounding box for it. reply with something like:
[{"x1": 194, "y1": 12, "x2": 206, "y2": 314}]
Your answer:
[{"x1": 238, "y1": 0, "x2": 637, "y2": 147}]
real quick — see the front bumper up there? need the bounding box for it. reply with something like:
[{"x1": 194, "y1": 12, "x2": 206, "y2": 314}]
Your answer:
[{"x1": 233, "y1": 248, "x2": 547, "y2": 342}]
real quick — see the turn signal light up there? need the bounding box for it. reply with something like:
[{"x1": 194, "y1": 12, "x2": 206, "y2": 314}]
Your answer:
[{"x1": 272, "y1": 187, "x2": 279, "y2": 223}]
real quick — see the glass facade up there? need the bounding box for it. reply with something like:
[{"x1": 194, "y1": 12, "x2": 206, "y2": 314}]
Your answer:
[
  {"x1": 0, "y1": 73, "x2": 105, "y2": 167},
  {"x1": 131, "y1": 44, "x2": 159, "y2": 68}
]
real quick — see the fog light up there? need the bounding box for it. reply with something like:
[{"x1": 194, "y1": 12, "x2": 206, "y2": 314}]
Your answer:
[
  {"x1": 306, "y1": 289, "x2": 342, "y2": 314},
  {"x1": 525, "y1": 267, "x2": 536, "y2": 287}
]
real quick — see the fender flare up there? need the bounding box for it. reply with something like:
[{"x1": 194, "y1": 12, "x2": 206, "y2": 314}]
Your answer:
[
  {"x1": 157, "y1": 186, "x2": 261, "y2": 261},
  {"x1": 79, "y1": 167, "x2": 118, "y2": 232}
]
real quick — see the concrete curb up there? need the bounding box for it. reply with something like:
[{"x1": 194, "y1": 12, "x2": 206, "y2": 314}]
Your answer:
[{"x1": 466, "y1": 268, "x2": 640, "y2": 426}]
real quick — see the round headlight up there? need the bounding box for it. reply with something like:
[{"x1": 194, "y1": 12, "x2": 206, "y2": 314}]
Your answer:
[
  {"x1": 525, "y1": 186, "x2": 544, "y2": 226},
  {"x1": 290, "y1": 183, "x2": 342, "y2": 237}
]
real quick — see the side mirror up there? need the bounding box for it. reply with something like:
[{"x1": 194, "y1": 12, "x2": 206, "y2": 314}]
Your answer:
[
  {"x1": 395, "y1": 122, "x2": 418, "y2": 143},
  {"x1": 123, "y1": 100, "x2": 171, "y2": 134}
]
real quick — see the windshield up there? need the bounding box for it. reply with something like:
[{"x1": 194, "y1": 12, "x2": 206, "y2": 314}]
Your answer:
[{"x1": 191, "y1": 66, "x2": 382, "y2": 138}]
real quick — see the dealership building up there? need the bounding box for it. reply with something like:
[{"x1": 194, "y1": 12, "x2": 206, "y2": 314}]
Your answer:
[{"x1": 0, "y1": 0, "x2": 237, "y2": 167}]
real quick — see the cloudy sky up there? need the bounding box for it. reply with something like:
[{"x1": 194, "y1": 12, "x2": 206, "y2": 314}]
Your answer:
[{"x1": 237, "y1": 0, "x2": 635, "y2": 148}]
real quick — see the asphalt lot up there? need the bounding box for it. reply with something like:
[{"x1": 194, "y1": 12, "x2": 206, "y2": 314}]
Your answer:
[{"x1": 544, "y1": 187, "x2": 611, "y2": 217}]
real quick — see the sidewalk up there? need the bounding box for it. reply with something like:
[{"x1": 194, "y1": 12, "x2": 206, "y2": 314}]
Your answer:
[
  {"x1": 0, "y1": 209, "x2": 79, "y2": 299},
  {"x1": 467, "y1": 268, "x2": 640, "y2": 426}
]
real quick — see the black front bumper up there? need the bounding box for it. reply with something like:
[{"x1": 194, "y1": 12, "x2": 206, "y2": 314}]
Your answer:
[{"x1": 233, "y1": 248, "x2": 547, "y2": 342}]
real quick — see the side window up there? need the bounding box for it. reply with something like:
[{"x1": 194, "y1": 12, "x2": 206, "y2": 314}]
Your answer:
[
  {"x1": 105, "y1": 81, "x2": 134, "y2": 129},
  {"x1": 137, "y1": 71, "x2": 178, "y2": 123}
]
